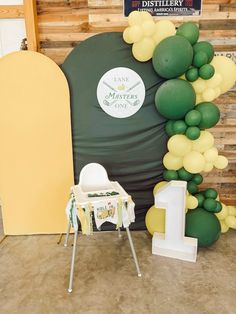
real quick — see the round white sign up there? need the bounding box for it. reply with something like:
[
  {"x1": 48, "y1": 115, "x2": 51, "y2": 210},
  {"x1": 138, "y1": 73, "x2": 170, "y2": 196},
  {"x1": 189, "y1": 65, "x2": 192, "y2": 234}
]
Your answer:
[{"x1": 97, "y1": 67, "x2": 145, "y2": 118}]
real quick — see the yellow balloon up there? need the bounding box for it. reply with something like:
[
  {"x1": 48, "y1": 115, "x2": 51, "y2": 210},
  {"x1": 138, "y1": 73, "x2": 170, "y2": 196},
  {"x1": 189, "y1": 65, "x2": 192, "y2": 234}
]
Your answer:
[
  {"x1": 123, "y1": 27, "x2": 133, "y2": 44},
  {"x1": 214, "y1": 87, "x2": 221, "y2": 99},
  {"x1": 211, "y1": 56, "x2": 236, "y2": 94},
  {"x1": 228, "y1": 206, "x2": 236, "y2": 216},
  {"x1": 206, "y1": 73, "x2": 222, "y2": 88},
  {"x1": 128, "y1": 10, "x2": 143, "y2": 26},
  {"x1": 215, "y1": 203, "x2": 228, "y2": 220},
  {"x1": 132, "y1": 37, "x2": 155, "y2": 62},
  {"x1": 192, "y1": 78, "x2": 207, "y2": 94},
  {"x1": 195, "y1": 93, "x2": 203, "y2": 105},
  {"x1": 141, "y1": 20, "x2": 156, "y2": 37},
  {"x1": 204, "y1": 147, "x2": 218, "y2": 162},
  {"x1": 145, "y1": 205, "x2": 166, "y2": 235},
  {"x1": 214, "y1": 155, "x2": 228, "y2": 169},
  {"x1": 220, "y1": 220, "x2": 229, "y2": 233},
  {"x1": 192, "y1": 131, "x2": 214, "y2": 153},
  {"x1": 167, "y1": 134, "x2": 192, "y2": 157},
  {"x1": 153, "y1": 20, "x2": 176, "y2": 45},
  {"x1": 140, "y1": 11, "x2": 153, "y2": 22},
  {"x1": 203, "y1": 162, "x2": 214, "y2": 172},
  {"x1": 186, "y1": 195, "x2": 198, "y2": 209},
  {"x1": 153, "y1": 181, "x2": 167, "y2": 195},
  {"x1": 129, "y1": 25, "x2": 143, "y2": 43},
  {"x1": 202, "y1": 88, "x2": 216, "y2": 102},
  {"x1": 225, "y1": 216, "x2": 236, "y2": 229},
  {"x1": 183, "y1": 151, "x2": 205, "y2": 173},
  {"x1": 163, "y1": 152, "x2": 183, "y2": 170}
]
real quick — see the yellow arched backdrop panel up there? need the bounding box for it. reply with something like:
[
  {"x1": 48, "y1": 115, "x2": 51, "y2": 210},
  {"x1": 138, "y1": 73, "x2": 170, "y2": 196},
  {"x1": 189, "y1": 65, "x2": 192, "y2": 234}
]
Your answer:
[{"x1": 0, "y1": 51, "x2": 74, "y2": 235}]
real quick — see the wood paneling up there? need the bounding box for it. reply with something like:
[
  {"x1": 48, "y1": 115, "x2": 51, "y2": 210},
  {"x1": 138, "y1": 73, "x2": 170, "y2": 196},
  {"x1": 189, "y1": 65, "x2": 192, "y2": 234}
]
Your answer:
[
  {"x1": 0, "y1": 5, "x2": 24, "y2": 19},
  {"x1": 36, "y1": 0, "x2": 236, "y2": 205}
]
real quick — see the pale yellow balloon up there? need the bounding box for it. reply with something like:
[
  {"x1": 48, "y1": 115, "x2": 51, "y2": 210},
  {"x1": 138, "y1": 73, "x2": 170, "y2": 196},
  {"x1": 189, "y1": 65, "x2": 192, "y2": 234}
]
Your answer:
[
  {"x1": 211, "y1": 56, "x2": 236, "y2": 94},
  {"x1": 214, "y1": 87, "x2": 221, "y2": 99},
  {"x1": 128, "y1": 10, "x2": 143, "y2": 26},
  {"x1": 203, "y1": 162, "x2": 214, "y2": 172},
  {"x1": 225, "y1": 216, "x2": 236, "y2": 229},
  {"x1": 206, "y1": 73, "x2": 222, "y2": 88},
  {"x1": 202, "y1": 88, "x2": 216, "y2": 102},
  {"x1": 183, "y1": 151, "x2": 205, "y2": 173},
  {"x1": 186, "y1": 195, "x2": 198, "y2": 209},
  {"x1": 132, "y1": 37, "x2": 156, "y2": 62},
  {"x1": 228, "y1": 206, "x2": 236, "y2": 216},
  {"x1": 140, "y1": 11, "x2": 153, "y2": 22},
  {"x1": 167, "y1": 134, "x2": 192, "y2": 157},
  {"x1": 204, "y1": 147, "x2": 218, "y2": 162},
  {"x1": 192, "y1": 78, "x2": 207, "y2": 94},
  {"x1": 141, "y1": 20, "x2": 156, "y2": 37},
  {"x1": 129, "y1": 25, "x2": 143, "y2": 43},
  {"x1": 192, "y1": 131, "x2": 214, "y2": 153},
  {"x1": 163, "y1": 152, "x2": 183, "y2": 170},
  {"x1": 215, "y1": 203, "x2": 228, "y2": 220},
  {"x1": 152, "y1": 20, "x2": 176, "y2": 45},
  {"x1": 219, "y1": 220, "x2": 229, "y2": 233},
  {"x1": 145, "y1": 205, "x2": 166, "y2": 235},
  {"x1": 195, "y1": 93, "x2": 203, "y2": 105},
  {"x1": 153, "y1": 181, "x2": 167, "y2": 195},
  {"x1": 214, "y1": 155, "x2": 228, "y2": 169},
  {"x1": 123, "y1": 27, "x2": 133, "y2": 44},
  {"x1": 216, "y1": 194, "x2": 220, "y2": 201}
]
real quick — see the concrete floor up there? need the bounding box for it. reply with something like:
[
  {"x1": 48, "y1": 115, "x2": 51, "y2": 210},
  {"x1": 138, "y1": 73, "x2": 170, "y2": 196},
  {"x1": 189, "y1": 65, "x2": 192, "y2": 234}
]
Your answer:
[{"x1": 0, "y1": 226, "x2": 235, "y2": 314}]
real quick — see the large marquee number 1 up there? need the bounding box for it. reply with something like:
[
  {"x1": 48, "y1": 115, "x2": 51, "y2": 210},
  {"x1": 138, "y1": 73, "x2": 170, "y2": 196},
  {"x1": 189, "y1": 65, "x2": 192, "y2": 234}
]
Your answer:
[{"x1": 152, "y1": 180, "x2": 197, "y2": 262}]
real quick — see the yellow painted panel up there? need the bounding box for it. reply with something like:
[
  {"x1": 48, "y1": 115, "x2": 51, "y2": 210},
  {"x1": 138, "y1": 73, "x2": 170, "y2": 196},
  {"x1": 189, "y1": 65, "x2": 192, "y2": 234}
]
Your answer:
[{"x1": 0, "y1": 51, "x2": 74, "y2": 235}]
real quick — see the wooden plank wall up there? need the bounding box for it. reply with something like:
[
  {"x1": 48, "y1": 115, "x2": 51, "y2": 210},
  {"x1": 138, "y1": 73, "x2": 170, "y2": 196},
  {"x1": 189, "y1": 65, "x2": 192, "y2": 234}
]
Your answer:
[{"x1": 37, "y1": 0, "x2": 236, "y2": 205}]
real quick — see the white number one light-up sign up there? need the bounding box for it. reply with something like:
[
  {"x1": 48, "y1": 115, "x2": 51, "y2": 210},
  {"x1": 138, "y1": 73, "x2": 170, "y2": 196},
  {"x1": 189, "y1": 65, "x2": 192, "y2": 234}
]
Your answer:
[{"x1": 153, "y1": 180, "x2": 198, "y2": 262}]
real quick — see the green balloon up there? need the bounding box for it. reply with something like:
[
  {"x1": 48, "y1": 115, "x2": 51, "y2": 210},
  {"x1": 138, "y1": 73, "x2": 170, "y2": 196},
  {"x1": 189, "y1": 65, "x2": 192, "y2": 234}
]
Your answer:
[
  {"x1": 185, "y1": 126, "x2": 200, "y2": 140},
  {"x1": 155, "y1": 79, "x2": 196, "y2": 119},
  {"x1": 187, "y1": 181, "x2": 199, "y2": 194},
  {"x1": 152, "y1": 35, "x2": 193, "y2": 79},
  {"x1": 178, "y1": 167, "x2": 193, "y2": 181},
  {"x1": 215, "y1": 201, "x2": 222, "y2": 213},
  {"x1": 193, "y1": 51, "x2": 208, "y2": 68},
  {"x1": 204, "y1": 188, "x2": 218, "y2": 199},
  {"x1": 193, "y1": 41, "x2": 214, "y2": 63},
  {"x1": 165, "y1": 120, "x2": 175, "y2": 136},
  {"x1": 195, "y1": 193, "x2": 205, "y2": 207},
  {"x1": 185, "y1": 110, "x2": 202, "y2": 126},
  {"x1": 176, "y1": 22, "x2": 199, "y2": 45},
  {"x1": 163, "y1": 170, "x2": 178, "y2": 181},
  {"x1": 192, "y1": 174, "x2": 203, "y2": 185},
  {"x1": 185, "y1": 67, "x2": 199, "y2": 82},
  {"x1": 185, "y1": 208, "x2": 221, "y2": 247},
  {"x1": 172, "y1": 120, "x2": 187, "y2": 134},
  {"x1": 199, "y1": 64, "x2": 215, "y2": 80},
  {"x1": 203, "y1": 198, "x2": 218, "y2": 212},
  {"x1": 195, "y1": 102, "x2": 220, "y2": 129}
]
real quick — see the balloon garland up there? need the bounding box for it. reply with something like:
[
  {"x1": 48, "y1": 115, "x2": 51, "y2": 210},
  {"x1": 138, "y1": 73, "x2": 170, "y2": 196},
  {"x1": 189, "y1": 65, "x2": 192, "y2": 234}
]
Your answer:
[{"x1": 123, "y1": 11, "x2": 236, "y2": 246}]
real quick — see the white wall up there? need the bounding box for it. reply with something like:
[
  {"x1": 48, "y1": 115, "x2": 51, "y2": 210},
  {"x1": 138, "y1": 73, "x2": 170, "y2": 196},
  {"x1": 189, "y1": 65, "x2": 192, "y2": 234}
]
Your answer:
[{"x1": 0, "y1": 0, "x2": 26, "y2": 57}]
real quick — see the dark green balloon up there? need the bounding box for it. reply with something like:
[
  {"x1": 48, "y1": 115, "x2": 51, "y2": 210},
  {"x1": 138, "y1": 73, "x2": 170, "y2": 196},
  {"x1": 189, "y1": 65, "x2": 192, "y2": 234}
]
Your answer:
[
  {"x1": 199, "y1": 64, "x2": 215, "y2": 80},
  {"x1": 163, "y1": 170, "x2": 178, "y2": 181},
  {"x1": 204, "y1": 188, "x2": 218, "y2": 199},
  {"x1": 193, "y1": 41, "x2": 214, "y2": 63},
  {"x1": 214, "y1": 201, "x2": 222, "y2": 213},
  {"x1": 185, "y1": 67, "x2": 199, "y2": 82},
  {"x1": 193, "y1": 51, "x2": 208, "y2": 68},
  {"x1": 185, "y1": 208, "x2": 221, "y2": 247},
  {"x1": 185, "y1": 110, "x2": 202, "y2": 126},
  {"x1": 203, "y1": 198, "x2": 218, "y2": 212},
  {"x1": 155, "y1": 79, "x2": 196, "y2": 119},
  {"x1": 195, "y1": 102, "x2": 220, "y2": 129},
  {"x1": 178, "y1": 167, "x2": 193, "y2": 181},
  {"x1": 195, "y1": 193, "x2": 205, "y2": 207},
  {"x1": 165, "y1": 120, "x2": 175, "y2": 136},
  {"x1": 152, "y1": 35, "x2": 193, "y2": 79},
  {"x1": 176, "y1": 22, "x2": 199, "y2": 45},
  {"x1": 185, "y1": 126, "x2": 200, "y2": 140},
  {"x1": 172, "y1": 120, "x2": 187, "y2": 134},
  {"x1": 187, "y1": 181, "x2": 199, "y2": 194},
  {"x1": 192, "y1": 174, "x2": 203, "y2": 185}
]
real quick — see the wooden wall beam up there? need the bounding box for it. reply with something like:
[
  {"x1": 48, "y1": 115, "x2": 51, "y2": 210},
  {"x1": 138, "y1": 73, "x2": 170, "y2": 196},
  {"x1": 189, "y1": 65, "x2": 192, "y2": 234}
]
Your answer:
[
  {"x1": 23, "y1": 0, "x2": 39, "y2": 51},
  {"x1": 0, "y1": 5, "x2": 24, "y2": 19}
]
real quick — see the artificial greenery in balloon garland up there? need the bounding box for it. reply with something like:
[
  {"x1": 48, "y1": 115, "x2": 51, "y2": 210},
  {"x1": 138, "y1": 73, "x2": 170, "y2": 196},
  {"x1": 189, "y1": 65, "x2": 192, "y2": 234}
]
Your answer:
[{"x1": 123, "y1": 11, "x2": 236, "y2": 246}]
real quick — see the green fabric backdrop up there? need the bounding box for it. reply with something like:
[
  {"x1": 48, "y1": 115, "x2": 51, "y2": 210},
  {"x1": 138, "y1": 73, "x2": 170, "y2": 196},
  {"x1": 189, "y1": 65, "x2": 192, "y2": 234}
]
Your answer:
[{"x1": 62, "y1": 32, "x2": 167, "y2": 229}]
